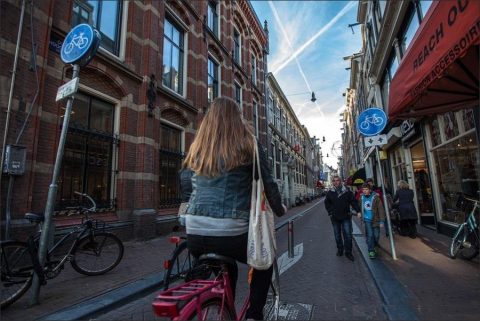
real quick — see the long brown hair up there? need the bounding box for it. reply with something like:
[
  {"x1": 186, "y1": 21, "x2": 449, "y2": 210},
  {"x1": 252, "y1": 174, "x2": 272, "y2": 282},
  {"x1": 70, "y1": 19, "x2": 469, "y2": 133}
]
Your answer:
[{"x1": 184, "y1": 97, "x2": 255, "y2": 176}]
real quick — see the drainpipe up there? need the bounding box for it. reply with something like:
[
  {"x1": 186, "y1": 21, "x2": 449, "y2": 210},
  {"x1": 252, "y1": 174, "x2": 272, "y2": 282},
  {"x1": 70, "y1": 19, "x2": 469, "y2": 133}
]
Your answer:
[{"x1": 1, "y1": 0, "x2": 26, "y2": 232}]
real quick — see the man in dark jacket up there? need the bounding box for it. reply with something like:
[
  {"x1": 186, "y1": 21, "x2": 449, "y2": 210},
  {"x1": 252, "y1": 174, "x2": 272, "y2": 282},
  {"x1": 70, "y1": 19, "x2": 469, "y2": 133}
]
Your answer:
[{"x1": 325, "y1": 175, "x2": 361, "y2": 261}]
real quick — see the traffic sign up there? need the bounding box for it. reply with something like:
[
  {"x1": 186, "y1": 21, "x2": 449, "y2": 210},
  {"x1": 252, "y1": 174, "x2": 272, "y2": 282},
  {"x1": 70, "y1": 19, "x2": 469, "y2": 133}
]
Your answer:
[
  {"x1": 357, "y1": 107, "x2": 387, "y2": 136},
  {"x1": 55, "y1": 77, "x2": 79, "y2": 102},
  {"x1": 60, "y1": 24, "x2": 100, "y2": 65},
  {"x1": 364, "y1": 134, "x2": 387, "y2": 147}
]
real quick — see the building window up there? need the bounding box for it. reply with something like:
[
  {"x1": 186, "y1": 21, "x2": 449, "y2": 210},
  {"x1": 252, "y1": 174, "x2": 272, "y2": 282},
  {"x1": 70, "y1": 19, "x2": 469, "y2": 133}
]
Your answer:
[
  {"x1": 251, "y1": 55, "x2": 257, "y2": 85},
  {"x1": 233, "y1": 28, "x2": 241, "y2": 65},
  {"x1": 163, "y1": 17, "x2": 184, "y2": 95},
  {"x1": 253, "y1": 101, "x2": 258, "y2": 137},
  {"x1": 208, "y1": 57, "x2": 219, "y2": 102},
  {"x1": 72, "y1": 0, "x2": 123, "y2": 56},
  {"x1": 267, "y1": 96, "x2": 274, "y2": 124},
  {"x1": 391, "y1": 148, "x2": 408, "y2": 187},
  {"x1": 207, "y1": 0, "x2": 218, "y2": 37},
  {"x1": 419, "y1": 0, "x2": 433, "y2": 18},
  {"x1": 159, "y1": 124, "x2": 184, "y2": 208},
  {"x1": 400, "y1": 6, "x2": 420, "y2": 55},
  {"x1": 275, "y1": 146, "x2": 282, "y2": 180},
  {"x1": 428, "y1": 117, "x2": 442, "y2": 147},
  {"x1": 275, "y1": 104, "x2": 280, "y2": 129},
  {"x1": 234, "y1": 82, "x2": 242, "y2": 111},
  {"x1": 58, "y1": 93, "x2": 116, "y2": 211},
  {"x1": 388, "y1": 52, "x2": 399, "y2": 79},
  {"x1": 381, "y1": 71, "x2": 390, "y2": 109}
]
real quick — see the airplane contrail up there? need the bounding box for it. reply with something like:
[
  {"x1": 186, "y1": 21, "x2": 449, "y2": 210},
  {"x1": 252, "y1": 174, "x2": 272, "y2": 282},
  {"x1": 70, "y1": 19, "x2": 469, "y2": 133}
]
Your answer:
[
  {"x1": 268, "y1": 1, "x2": 324, "y2": 117},
  {"x1": 273, "y1": 1, "x2": 356, "y2": 75}
]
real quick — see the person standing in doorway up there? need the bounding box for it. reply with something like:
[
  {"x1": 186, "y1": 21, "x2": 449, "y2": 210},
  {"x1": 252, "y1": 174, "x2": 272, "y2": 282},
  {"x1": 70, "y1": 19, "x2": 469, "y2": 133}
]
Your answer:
[
  {"x1": 393, "y1": 180, "x2": 418, "y2": 238},
  {"x1": 360, "y1": 183, "x2": 385, "y2": 259},
  {"x1": 325, "y1": 175, "x2": 361, "y2": 261}
]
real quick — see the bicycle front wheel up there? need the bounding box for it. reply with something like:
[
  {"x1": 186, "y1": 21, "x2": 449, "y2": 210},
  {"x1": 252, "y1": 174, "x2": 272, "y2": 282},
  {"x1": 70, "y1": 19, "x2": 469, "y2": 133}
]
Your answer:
[
  {"x1": 163, "y1": 241, "x2": 196, "y2": 290},
  {"x1": 71, "y1": 232, "x2": 124, "y2": 276},
  {"x1": 449, "y1": 225, "x2": 466, "y2": 259},
  {"x1": 460, "y1": 230, "x2": 479, "y2": 260},
  {"x1": 1, "y1": 241, "x2": 34, "y2": 309},
  {"x1": 186, "y1": 298, "x2": 234, "y2": 320}
]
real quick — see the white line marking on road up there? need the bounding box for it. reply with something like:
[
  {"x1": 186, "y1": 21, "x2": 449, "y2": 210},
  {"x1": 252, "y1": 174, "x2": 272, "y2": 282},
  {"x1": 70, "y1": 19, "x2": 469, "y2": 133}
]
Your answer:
[{"x1": 277, "y1": 243, "x2": 303, "y2": 275}]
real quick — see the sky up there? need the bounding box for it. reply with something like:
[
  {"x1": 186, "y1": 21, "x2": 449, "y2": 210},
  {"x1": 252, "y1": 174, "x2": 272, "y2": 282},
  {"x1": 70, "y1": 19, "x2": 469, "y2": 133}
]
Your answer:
[{"x1": 250, "y1": 1, "x2": 362, "y2": 169}]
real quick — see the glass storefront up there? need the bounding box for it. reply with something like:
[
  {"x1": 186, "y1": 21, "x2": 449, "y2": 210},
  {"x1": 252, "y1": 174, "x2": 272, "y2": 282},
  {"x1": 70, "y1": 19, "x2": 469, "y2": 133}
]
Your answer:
[{"x1": 430, "y1": 109, "x2": 479, "y2": 224}]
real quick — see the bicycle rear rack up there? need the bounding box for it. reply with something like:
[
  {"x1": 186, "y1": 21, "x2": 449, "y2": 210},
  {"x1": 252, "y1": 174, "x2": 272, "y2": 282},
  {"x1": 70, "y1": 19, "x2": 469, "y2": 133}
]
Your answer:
[{"x1": 152, "y1": 279, "x2": 222, "y2": 318}]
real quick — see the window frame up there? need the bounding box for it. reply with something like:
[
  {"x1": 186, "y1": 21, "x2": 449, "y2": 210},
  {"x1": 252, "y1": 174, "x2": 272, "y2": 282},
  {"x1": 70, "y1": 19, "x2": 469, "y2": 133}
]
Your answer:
[
  {"x1": 233, "y1": 27, "x2": 242, "y2": 65},
  {"x1": 251, "y1": 54, "x2": 257, "y2": 85},
  {"x1": 162, "y1": 15, "x2": 186, "y2": 96},
  {"x1": 234, "y1": 81, "x2": 242, "y2": 111},
  {"x1": 207, "y1": 55, "x2": 220, "y2": 102},
  {"x1": 207, "y1": 0, "x2": 219, "y2": 38}
]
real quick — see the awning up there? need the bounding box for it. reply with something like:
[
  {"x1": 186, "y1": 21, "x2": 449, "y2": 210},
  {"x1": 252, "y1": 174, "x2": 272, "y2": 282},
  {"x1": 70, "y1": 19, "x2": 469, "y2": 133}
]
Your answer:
[
  {"x1": 388, "y1": 0, "x2": 480, "y2": 120},
  {"x1": 351, "y1": 167, "x2": 366, "y2": 186}
]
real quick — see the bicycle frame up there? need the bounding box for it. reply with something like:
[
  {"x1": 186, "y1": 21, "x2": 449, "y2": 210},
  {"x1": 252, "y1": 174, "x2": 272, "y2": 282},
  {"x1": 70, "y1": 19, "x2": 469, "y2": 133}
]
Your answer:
[{"x1": 154, "y1": 259, "x2": 280, "y2": 321}]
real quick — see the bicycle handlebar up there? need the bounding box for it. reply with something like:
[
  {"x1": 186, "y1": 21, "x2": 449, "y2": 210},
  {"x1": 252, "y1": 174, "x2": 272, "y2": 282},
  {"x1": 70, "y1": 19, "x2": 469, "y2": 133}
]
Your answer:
[{"x1": 74, "y1": 191, "x2": 97, "y2": 212}]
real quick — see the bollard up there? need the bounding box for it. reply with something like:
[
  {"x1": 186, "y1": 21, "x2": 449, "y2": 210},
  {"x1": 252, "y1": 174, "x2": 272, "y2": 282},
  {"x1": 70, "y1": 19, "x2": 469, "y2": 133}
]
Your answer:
[{"x1": 288, "y1": 220, "x2": 294, "y2": 258}]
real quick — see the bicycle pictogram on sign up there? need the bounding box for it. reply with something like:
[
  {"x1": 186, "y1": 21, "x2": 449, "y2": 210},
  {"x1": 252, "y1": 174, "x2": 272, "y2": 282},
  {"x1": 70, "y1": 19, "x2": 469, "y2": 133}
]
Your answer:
[
  {"x1": 63, "y1": 32, "x2": 89, "y2": 55},
  {"x1": 357, "y1": 107, "x2": 387, "y2": 136}
]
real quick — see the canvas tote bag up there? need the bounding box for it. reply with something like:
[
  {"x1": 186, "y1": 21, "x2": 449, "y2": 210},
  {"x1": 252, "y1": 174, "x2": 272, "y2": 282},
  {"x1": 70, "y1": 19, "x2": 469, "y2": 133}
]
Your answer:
[{"x1": 247, "y1": 140, "x2": 276, "y2": 270}]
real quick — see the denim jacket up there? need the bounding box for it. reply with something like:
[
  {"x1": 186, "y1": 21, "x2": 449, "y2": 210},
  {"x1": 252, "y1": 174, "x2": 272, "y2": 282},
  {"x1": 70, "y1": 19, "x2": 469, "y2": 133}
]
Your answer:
[{"x1": 180, "y1": 143, "x2": 285, "y2": 220}]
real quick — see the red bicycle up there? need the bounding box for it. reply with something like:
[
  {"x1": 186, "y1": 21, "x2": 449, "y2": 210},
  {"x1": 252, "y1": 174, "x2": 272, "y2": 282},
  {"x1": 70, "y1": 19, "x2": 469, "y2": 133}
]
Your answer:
[{"x1": 153, "y1": 253, "x2": 280, "y2": 320}]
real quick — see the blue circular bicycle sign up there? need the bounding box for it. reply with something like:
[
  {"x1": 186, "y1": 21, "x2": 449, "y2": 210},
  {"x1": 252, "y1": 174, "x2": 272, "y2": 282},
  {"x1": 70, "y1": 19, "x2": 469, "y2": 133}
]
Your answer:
[
  {"x1": 60, "y1": 24, "x2": 99, "y2": 65},
  {"x1": 357, "y1": 107, "x2": 387, "y2": 136}
]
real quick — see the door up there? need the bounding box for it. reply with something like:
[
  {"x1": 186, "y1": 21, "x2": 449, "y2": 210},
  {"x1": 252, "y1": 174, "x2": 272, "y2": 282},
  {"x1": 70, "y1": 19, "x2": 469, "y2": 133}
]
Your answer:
[{"x1": 410, "y1": 142, "x2": 435, "y2": 226}]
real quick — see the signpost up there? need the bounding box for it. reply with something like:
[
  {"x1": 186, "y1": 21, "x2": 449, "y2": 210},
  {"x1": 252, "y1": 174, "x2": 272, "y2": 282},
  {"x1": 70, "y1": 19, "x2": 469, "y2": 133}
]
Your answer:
[
  {"x1": 357, "y1": 107, "x2": 397, "y2": 260},
  {"x1": 31, "y1": 24, "x2": 100, "y2": 305}
]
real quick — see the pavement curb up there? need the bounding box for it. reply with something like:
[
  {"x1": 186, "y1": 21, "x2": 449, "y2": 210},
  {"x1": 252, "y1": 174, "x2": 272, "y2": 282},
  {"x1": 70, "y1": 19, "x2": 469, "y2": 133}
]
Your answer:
[
  {"x1": 37, "y1": 272, "x2": 165, "y2": 321},
  {"x1": 352, "y1": 219, "x2": 418, "y2": 321}
]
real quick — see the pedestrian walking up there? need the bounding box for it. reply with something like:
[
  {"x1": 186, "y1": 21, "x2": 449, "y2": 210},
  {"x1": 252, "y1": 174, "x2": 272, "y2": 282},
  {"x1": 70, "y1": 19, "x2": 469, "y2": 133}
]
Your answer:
[
  {"x1": 324, "y1": 175, "x2": 361, "y2": 261},
  {"x1": 181, "y1": 97, "x2": 286, "y2": 321},
  {"x1": 393, "y1": 180, "x2": 418, "y2": 238},
  {"x1": 359, "y1": 183, "x2": 386, "y2": 259}
]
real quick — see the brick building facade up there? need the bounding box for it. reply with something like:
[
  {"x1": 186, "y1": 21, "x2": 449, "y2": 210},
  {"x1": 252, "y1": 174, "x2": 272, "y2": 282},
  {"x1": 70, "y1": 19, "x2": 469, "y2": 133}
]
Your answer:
[{"x1": 0, "y1": 0, "x2": 268, "y2": 239}]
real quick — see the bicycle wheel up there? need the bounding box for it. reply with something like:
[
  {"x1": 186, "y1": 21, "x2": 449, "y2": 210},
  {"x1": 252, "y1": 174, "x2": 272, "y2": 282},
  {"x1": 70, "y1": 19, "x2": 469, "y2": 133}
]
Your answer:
[
  {"x1": 460, "y1": 231, "x2": 479, "y2": 260},
  {"x1": 163, "y1": 241, "x2": 196, "y2": 290},
  {"x1": 186, "y1": 298, "x2": 234, "y2": 320},
  {"x1": 71, "y1": 232, "x2": 124, "y2": 276},
  {"x1": 1, "y1": 241, "x2": 34, "y2": 309},
  {"x1": 449, "y1": 225, "x2": 466, "y2": 259}
]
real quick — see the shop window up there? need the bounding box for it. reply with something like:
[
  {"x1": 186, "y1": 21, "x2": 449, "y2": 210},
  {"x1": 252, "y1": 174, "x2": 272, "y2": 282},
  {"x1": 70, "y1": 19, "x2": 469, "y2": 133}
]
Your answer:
[
  {"x1": 443, "y1": 111, "x2": 459, "y2": 141},
  {"x1": 163, "y1": 17, "x2": 185, "y2": 95},
  {"x1": 207, "y1": 56, "x2": 219, "y2": 102},
  {"x1": 462, "y1": 108, "x2": 476, "y2": 132},
  {"x1": 428, "y1": 117, "x2": 442, "y2": 147},
  {"x1": 159, "y1": 124, "x2": 184, "y2": 208},
  {"x1": 432, "y1": 132, "x2": 479, "y2": 224},
  {"x1": 392, "y1": 149, "x2": 408, "y2": 187},
  {"x1": 72, "y1": 0, "x2": 123, "y2": 56},
  {"x1": 58, "y1": 93, "x2": 116, "y2": 211}
]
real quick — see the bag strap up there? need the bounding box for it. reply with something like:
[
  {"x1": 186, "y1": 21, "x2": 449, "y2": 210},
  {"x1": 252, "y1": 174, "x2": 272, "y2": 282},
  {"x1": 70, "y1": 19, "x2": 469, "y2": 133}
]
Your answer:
[{"x1": 252, "y1": 136, "x2": 262, "y2": 181}]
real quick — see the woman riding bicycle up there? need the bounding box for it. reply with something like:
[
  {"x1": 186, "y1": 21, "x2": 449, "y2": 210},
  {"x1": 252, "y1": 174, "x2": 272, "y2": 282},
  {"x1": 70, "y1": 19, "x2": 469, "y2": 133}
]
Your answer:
[{"x1": 181, "y1": 97, "x2": 285, "y2": 320}]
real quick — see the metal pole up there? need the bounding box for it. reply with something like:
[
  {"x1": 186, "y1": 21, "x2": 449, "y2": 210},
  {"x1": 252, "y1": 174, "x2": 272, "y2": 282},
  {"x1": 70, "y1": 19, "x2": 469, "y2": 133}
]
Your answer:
[
  {"x1": 375, "y1": 146, "x2": 397, "y2": 260},
  {"x1": 287, "y1": 220, "x2": 294, "y2": 258},
  {"x1": 30, "y1": 64, "x2": 80, "y2": 305}
]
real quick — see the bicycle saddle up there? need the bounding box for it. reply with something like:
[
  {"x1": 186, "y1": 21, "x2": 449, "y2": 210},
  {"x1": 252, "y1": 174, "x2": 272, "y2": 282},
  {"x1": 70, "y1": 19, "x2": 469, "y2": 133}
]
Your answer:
[
  {"x1": 25, "y1": 212, "x2": 45, "y2": 223},
  {"x1": 198, "y1": 253, "x2": 236, "y2": 266}
]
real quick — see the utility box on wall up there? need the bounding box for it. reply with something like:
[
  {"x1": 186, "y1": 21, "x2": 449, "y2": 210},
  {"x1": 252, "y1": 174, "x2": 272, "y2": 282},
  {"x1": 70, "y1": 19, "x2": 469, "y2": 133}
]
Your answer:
[{"x1": 3, "y1": 145, "x2": 26, "y2": 175}]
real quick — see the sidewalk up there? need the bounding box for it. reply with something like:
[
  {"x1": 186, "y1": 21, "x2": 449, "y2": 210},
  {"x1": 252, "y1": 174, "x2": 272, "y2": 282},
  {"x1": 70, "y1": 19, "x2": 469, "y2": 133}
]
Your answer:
[
  {"x1": 352, "y1": 217, "x2": 480, "y2": 320},
  {"x1": 2, "y1": 199, "x2": 321, "y2": 321}
]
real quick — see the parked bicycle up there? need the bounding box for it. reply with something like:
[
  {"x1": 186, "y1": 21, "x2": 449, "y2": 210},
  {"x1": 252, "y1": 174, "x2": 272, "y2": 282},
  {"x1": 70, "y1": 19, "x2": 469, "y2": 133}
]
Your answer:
[
  {"x1": 162, "y1": 235, "x2": 196, "y2": 290},
  {"x1": 0, "y1": 192, "x2": 124, "y2": 309},
  {"x1": 153, "y1": 253, "x2": 280, "y2": 320},
  {"x1": 449, "y1": 196, "x2": 479, "y2": 260}
]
